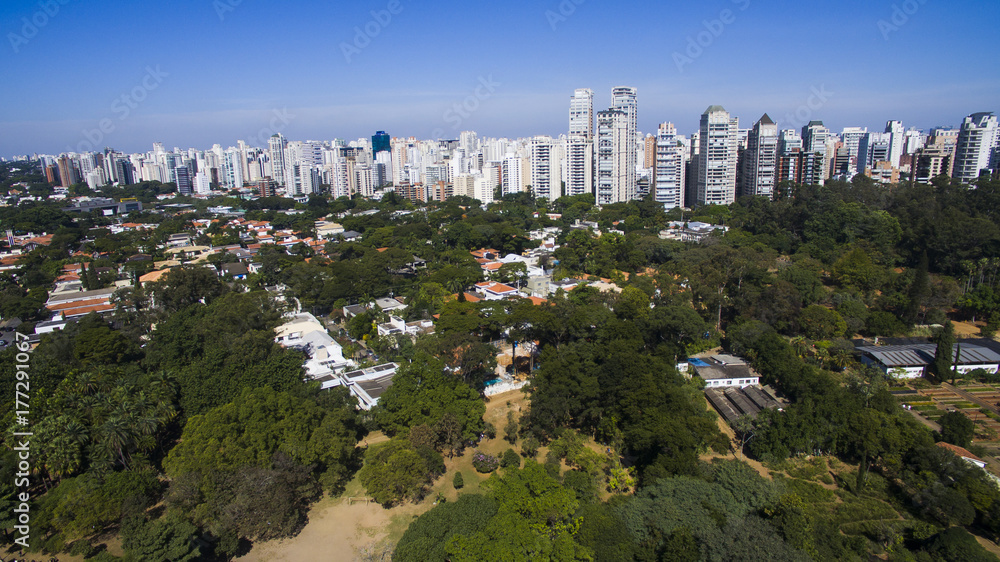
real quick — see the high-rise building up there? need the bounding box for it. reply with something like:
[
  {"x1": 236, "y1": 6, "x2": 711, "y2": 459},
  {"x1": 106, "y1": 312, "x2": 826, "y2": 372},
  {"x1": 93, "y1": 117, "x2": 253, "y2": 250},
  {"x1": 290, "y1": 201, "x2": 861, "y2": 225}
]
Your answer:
[
  {"x1": 195, "y1": 172, "x2": 212, "y2": 194},
  {"x1": 565, "y1": 136, "x2": 593, "y2": 197},
  {"x1": 885, "y1": 120, "x2": 905, "y2": 168},
  {"x1": 611, "y1": 87, "x2": 638, "y2": 199},
  {"x1": 530, "y1": 136, "x2": 561, "y2": 201},
  {"x1": 953, "y1": 112, "x2": 1000, "y2": 183},
  {"x1": 174, "y1": 166, "x2": 192, "y2": 195},
  {"x1": 56, "y1": 156, "x2": 78, "y2": 188},
  {"x1": 859, "y1": 132, "x2": 892, "y2": 173},
  {"x1": 696, "y1": 105, "x2": 739, "y2": 205},
  {"x1": 268, "y1": 134, "x2": 287, "y2": 186},
  {"x1": 840, "y1": 127, "x2": 867, "y2": 174},
  {"x1": 502, "y1": 155, "x2": 526, "y2": 196},
  {"x1": 371, "y1": 131, "x2": 391, "y2": 155},
  {"x1": 801, "y1": 121, "x2": 830, "y2": 183},
  {"x1": 739, "y1": 114, "x2": 778, "y2": 199},
  {"x1": 596, "y1": 109, "x2": 630, "y2": 205},
  {"x1": 654, "y1": 123, "x2": 685, "y2": 208},
  {"x1": 569, "y1": 88, "x2": 594, "y2": 139}
]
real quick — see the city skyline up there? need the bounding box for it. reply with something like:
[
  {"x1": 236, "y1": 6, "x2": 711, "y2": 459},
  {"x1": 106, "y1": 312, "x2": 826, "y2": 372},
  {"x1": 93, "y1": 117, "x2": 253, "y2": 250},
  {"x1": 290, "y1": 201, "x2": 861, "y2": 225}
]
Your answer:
[{"x1": 2, "y1": 0, "x2": 999, "y2": 156}]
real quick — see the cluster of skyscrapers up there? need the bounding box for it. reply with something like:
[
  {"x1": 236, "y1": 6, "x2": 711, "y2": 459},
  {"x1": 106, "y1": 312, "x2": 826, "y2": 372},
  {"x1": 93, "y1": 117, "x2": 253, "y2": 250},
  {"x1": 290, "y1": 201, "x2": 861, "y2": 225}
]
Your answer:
[{"x1": 31, "y1": 88, "x2": 1000, "y2": 208}]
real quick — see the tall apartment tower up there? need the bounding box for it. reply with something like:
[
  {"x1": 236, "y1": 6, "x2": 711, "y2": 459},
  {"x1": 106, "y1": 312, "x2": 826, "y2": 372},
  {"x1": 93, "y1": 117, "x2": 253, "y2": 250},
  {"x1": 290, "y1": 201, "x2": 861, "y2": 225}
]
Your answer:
[
  {"x1": 654, "y1": 123, "x2": 685, "y2": 208},
  {"x1": 268, "y1": 133, "x2": 288, "y2": 186},
  {"x1": 953, "y1": 112, "x2": 1000, "y2": 183},
  {"x1": 569, "y1": 88, "x2": 594, "y2": 139},
  {"x1": 740, "y1": 114, "x2": 779, "y2": 199},
  {"x1": 565, "y1": 136, "x2": 594, "y2": 197},
  {"x1": 596, "y1": 109, "x2": 630, "y2": 205},
  {"x1": 840, "y1": 127, "x2": 867, "y2": 174},
  {"x1": 885, "y1": 120, "x2": 905, "y2": 168},
  {"x1": 530, "y1": 136, "x2": 561, "y2": 201},
  {"x1": 611, "y1": 87, "x2": 638, "y2": 200},
  {"x1": 801, "y1": 121, "x2": 831, "y2": 183},
  {"x1": 696, "y1": 105, "x2": 739, "y2": 206}
]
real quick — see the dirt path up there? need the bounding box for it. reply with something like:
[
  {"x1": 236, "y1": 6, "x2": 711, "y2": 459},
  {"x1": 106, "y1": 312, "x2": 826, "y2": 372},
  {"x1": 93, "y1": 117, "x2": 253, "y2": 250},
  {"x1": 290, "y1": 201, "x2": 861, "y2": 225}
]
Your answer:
[{"x1": 905, "y1": 407, "x2": 941, "y2": 432}]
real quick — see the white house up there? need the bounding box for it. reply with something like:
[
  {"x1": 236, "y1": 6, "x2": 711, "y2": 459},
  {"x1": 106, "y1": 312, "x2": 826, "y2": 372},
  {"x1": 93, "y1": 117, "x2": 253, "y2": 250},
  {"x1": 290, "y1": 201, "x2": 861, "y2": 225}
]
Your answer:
[{"x1": 691, "y1": 355, "x2": 760, "y2": 388}]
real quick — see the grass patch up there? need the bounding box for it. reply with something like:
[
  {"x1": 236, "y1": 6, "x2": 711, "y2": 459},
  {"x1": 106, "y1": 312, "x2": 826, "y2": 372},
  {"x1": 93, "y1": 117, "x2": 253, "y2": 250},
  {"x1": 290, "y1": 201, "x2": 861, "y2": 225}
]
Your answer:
[
  {"x1": 776, "y1": 475, "x2": 836, "y2": 504},
  {"x1": 786, "y1": 457, "x2": 830, "y2": 482},
  {"x1": 912, "y1": 404, "x2": 941, "y2": 412}
]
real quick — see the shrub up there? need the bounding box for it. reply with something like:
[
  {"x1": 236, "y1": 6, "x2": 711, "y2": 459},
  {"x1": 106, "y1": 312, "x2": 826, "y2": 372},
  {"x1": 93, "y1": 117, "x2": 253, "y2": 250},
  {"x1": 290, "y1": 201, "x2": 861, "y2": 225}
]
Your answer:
[
  {"x1": 521, "y1": 436, "x2": 540, "y2": 458},
  {"x1": 453, "y1": 471, "x2": 464, "y2": 489},
  {"x1": 472, "y1": 451, "x2": 499, "y2": 473},
  {"x1": 500, "y1": 448, "x2": 521, "y2": 469}
]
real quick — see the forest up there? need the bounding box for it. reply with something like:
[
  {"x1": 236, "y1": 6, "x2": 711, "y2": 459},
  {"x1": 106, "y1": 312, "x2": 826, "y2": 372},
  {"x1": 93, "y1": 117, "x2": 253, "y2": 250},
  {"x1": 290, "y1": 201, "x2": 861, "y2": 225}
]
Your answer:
[{"x1": 2, "y1": 162, "x2": 1000, "y2": 560}]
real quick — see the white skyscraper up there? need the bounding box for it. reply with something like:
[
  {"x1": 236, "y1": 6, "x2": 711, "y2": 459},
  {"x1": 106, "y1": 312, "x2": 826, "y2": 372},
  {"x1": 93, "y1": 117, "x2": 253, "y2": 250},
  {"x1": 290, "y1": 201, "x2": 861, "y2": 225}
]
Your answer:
[
  {"x1": 885, "y1": 120, "x2": 905, "y2": 168},
  {"x1": 194, "y1": 171, "x2": 212, "y2": 194},
  {"x1": 268, "y1": 134, "x2": 287, "y2": 186},
  {"x1": 569, "y1": 88, "x2": 594, "y2": 139},
  {"x1": 596, "y1": 109, "x2": 630, "y2": 205},
  {"x1": 502, "y1": 155, "x2": 525, "y2": 196},
  {"x1": 222, "y1": 149, "x2": 244, "y2": 190},
  {"x1": 697, "y1": 105, "x2": 739, "y2": 205},
  {"x1": 654, "y1": 122, "x2": 685, "y2": 208},
  {"x1": 530, "y1": 136, "x2": 561, "y2": 201},
  {"x1": 740, "y1": 114, "x2": 778, "y2": 199},
  {"x1": 611, "y1": 87, "x2": 638, "y2": 200},
  {"x1": 565, "y1": 136, "x2": 593, "y2": 197},
  {"x1": 840, "y1": 127, "x2": 867, "y2": 173},
  {"x1": 953, "y1": 112, "x2": 999, "y2": 183}
]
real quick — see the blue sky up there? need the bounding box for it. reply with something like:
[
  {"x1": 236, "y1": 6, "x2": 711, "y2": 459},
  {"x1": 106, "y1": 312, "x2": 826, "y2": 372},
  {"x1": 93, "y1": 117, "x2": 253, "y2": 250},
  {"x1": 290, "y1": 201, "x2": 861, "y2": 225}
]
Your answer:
[{"x1": 1, "y1": 0, "x2": 998, "y2": 156}]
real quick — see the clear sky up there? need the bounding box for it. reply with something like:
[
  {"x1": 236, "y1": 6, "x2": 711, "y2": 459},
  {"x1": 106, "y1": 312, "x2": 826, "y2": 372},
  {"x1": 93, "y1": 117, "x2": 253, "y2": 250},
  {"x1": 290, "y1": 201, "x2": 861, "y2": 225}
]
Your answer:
[{"x1": 1, "y1": 0, "x2": 998, "y2": 156}]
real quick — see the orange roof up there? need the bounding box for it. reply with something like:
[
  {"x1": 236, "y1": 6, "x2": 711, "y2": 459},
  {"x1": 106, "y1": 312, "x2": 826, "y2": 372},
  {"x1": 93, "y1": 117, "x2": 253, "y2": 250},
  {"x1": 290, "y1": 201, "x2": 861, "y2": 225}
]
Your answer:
[
  {"x1": 139, "y1": 269, "x2": 170, "y2": 283},
  {"x1": 24, "y1": 235, "x2": 53, "y2": 246},
  {"x1": 62, "y1": 303, "x2": 116, "y2": 317},
  {"x1": 470, "y1": 248, "x2": 500, "y2": 259},
  {"x1": 936, "y1": 441, "x2": 983, "y2": 462},
  {"x1": 56, "y1": 274, "x2": 81, "y2": 282},
  {"x1": 484, "y1": 283, "x2": 516, "y2": 293},
  {"x1": 482, "y1": 262, "x2": 503, "y2": 271},
  {"x1": 527, "y1": 296, "x2": 548, "y2": 305},
  {"x1": 376, "y1": 247, "x2": 389, "y2": 253},
  {"x1": 47, "y1": 297, "x2": 111, "y2": 312}
]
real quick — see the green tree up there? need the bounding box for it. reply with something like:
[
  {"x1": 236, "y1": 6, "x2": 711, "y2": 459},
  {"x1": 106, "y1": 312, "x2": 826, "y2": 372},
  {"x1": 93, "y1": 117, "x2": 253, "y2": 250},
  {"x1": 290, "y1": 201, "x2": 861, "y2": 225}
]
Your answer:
[
  {"x1": 121, "y1": 511, "x2": 202, "y2": 562},
  {"x1": 939, "y1": 411, "x2": 975, "y2": 449},
  {"x1": 359, "y1": 437, "x2": 436, "y2": 506},
  {"x1": 164, "y1": 386, "x2": 360, "y2": 492},
  {"x1": 932, "y1": 321, "x2": 956, "y2": 381},
  {"x1": 798, "y1": 305, "x2": 848, "y2": 340},
  {"x1": 374, "y1": 355, "x2": 486, "y2": 444}
]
